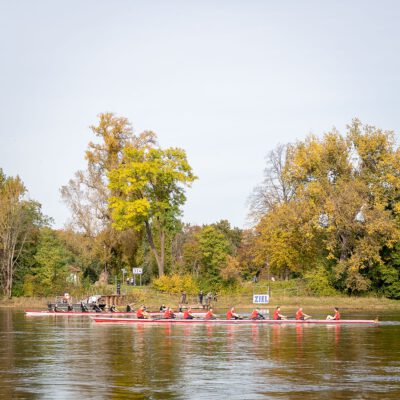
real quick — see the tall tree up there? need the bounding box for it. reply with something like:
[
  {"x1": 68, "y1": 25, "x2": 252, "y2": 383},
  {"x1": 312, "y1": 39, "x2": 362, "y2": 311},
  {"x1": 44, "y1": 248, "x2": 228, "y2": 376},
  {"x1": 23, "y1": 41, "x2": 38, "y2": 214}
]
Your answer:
[
  {"x1": 248, "y1": 144, "x2": 294, "y2": 222},
  {"x1": 61, "y1": 113, "x2": 141, "y2": 277},
  {"x1": 198, "y1": 225, "x2": 231, "y2": 284},
  {"x1": 108, "y1": 133, "x2": 197, "y2": 277},
  {"x1": 252, "y1": 120, "x2": 400, "y2": 293},
  {"x1": 0, "y1": 170, "x2": 44, "y2": 297},
  {"x1": 29, "y1": 228, "x2": 72, "y2": 296}
]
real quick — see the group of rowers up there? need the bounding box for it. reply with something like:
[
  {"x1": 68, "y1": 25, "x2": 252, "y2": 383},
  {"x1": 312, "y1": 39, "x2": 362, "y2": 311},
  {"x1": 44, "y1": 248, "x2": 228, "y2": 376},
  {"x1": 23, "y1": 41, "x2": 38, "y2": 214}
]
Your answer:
[
  {"x1": 134, "y1": 304, "x2": 341, "y2": 321},
  {"x1": 272, "y1": 306, "x2": 340, "y2": 321}
]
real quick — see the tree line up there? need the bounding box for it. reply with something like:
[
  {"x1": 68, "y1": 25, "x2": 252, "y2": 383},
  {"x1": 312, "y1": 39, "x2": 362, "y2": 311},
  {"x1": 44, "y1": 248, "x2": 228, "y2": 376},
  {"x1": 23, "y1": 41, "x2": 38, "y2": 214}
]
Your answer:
[{"x1": 1, "y1": 115, "x2": 399, "y2": 299}]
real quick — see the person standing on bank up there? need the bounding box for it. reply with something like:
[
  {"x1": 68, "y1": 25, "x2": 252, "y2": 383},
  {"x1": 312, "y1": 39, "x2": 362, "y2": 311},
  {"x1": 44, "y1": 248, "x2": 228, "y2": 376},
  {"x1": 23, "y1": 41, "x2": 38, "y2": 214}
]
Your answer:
[{"x1": 181, "y1": 291, "x2": 187, "y2": 304}]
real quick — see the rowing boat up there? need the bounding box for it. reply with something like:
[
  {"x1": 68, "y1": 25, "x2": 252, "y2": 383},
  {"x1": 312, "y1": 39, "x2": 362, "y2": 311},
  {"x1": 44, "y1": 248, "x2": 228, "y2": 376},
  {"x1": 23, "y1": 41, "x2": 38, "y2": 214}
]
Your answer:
[
  {"x1": 91, "y1": 317, "x2": 378, "y2": 325},
  {"x1": 25, "y1": 310, "x2": 207, "y2": 318},
  {"x1": 25, "y1": 310, "x2": 137, "y2": 317}
]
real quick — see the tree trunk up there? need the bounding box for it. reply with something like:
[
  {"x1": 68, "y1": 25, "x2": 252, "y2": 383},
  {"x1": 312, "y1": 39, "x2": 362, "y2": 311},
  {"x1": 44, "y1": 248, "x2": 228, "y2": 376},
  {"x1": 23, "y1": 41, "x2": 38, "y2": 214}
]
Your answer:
[
  {"x1": 160, "y1": 228, "x2": 165, "y2": 276},
  {"x1": 144, "y1": 221, "x2": 164, "y2": 276}
]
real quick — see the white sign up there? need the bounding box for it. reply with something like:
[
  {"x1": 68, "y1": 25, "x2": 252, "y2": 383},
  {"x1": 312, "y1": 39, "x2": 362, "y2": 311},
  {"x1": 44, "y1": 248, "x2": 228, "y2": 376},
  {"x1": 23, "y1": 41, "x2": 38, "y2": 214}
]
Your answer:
[
  {"x1": 253, "y1": 294, "x2": 269, "y2": 304},
  {"x1": 132, "y1": 268, "x2": 143, "y2": 275}
]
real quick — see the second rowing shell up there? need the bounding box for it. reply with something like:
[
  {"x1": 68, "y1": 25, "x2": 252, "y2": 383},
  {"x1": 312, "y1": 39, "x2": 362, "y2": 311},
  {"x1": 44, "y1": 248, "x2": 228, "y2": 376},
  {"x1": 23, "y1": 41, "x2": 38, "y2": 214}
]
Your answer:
[{"x1": 25, "y1": 310, "x2": 207, "y2": 318}]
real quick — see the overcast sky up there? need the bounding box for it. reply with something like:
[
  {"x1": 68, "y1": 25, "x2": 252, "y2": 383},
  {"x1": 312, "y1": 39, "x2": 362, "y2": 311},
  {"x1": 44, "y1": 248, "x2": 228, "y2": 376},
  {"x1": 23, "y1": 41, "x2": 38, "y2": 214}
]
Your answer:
[{"x1": 1, "y1": 0, "x2": 399, "y2": 229}]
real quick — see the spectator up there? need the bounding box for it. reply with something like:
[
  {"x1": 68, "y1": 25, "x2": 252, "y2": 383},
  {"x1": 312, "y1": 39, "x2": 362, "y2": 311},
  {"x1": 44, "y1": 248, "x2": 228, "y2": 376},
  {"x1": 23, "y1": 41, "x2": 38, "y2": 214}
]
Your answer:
[
  {"x1": 198, "y1": 291, "x2": 204, "y2": 305},
  {"x1": 181, "y1": 291, "x2": 187, "y2": 304}
]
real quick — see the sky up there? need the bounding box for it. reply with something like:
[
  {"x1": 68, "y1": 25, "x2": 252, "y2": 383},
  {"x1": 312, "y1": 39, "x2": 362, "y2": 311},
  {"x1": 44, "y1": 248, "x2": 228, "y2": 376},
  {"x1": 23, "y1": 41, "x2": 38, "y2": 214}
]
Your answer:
[{"x1": 1, "y1": 0, "x2": 400, "y2": 229}]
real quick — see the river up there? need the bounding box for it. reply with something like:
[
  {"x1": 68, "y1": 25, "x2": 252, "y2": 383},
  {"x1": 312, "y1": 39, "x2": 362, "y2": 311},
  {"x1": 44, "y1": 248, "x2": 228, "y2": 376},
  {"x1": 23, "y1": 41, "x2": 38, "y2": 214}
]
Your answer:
[{"x1": 1, "y1": 309, "x2": 400, "y2": 399}]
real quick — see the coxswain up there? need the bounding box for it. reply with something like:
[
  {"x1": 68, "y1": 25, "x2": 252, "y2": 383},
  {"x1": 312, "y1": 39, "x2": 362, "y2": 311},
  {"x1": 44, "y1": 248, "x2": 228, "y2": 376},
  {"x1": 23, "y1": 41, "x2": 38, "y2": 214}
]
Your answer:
[
  {"x1": 164, "y1": 307, "x2": 176, "y2": 319},
  {"x1": 63, "y1": 292, "x2": 70, "y2": 304},
  {"x1": 250, "y1": 308, "x2": 265, "y2": 320},
  {"x1": 273, "y1": 306, "x2": 287, "y2": 320},
  {"x1": 183, "y1": 307, "x2": 194, "y2": 319},
  {"x1": 226, "y1": 307, "x2": 240, "y2": 320},
  {"x1": 205, "y1": 308, "x2": 217, "y2": 320},
  {"x1": 326, "y1": 307, "x2": 340, "y2": 320},
  {"x1": 295, "y1": 307, "x2": 311, "y2": 320}
]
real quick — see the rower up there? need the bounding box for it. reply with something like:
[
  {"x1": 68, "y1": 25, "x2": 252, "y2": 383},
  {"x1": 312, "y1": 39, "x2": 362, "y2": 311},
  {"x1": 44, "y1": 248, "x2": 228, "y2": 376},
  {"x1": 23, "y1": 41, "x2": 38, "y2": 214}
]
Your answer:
[
  {"x1": 136, "y1": 306, "x2": 149, "y2": 319},
  {"x1": 295, "y1": 307, "x2": 311, "y2": 320},
  {"x1": 109, "y1": 304, "x2": 119, "y2": 313},
  {"x1": 326, "y1": 307, "x2": 340, "y2": 320},
  {"x1": 183, "y1": 307, "x2": 194, "y2": 320},
  {"x1": 205, "y1": 308, "x2": 217, "y2": 320},
  {"x1": 226, "y1": 307, "x2": 240, "y2": 320},
  {"x1": 93, "y1": 303, "x2": 102, "y2": 313},
  {"x1": 159, "y1": 304, "x2": 167, "y2": 312},
  {"x1": 273, "y1": 306, "x2": 287, "y2": 320},
  {"x1": 250, "y1": 308, "x2": 265, "y2": 320},
  {"x1": 164, "y1": 307, "x2": 176, "y2": 319}
]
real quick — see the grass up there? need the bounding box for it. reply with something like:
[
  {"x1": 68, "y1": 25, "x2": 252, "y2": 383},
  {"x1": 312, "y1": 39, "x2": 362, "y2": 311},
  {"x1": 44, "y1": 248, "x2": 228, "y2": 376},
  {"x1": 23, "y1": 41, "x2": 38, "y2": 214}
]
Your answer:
[{"x1": 2, "y1": 284, "x2": 398, "y2": 312}]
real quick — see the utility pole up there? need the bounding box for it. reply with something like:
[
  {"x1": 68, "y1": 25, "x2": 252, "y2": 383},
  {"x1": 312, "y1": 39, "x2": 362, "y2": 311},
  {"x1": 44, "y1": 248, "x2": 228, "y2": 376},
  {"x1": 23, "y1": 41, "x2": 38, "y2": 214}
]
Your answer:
[{"x1": 266, "y1": 258, "x2": 271, "y2": 298}]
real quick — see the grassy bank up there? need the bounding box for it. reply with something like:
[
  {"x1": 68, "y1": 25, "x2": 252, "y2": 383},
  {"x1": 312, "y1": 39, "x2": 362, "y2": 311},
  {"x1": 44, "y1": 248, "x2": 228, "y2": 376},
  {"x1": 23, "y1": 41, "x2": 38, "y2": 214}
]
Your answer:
[{"x1": 1, "y1": 285, "x2": 399, "y2": 311}]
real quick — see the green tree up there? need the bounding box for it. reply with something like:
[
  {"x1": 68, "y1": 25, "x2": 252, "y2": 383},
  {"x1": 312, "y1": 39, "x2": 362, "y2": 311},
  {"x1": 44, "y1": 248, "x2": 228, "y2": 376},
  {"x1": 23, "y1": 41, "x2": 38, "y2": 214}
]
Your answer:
[
  {"x1": 28, "y1": 228, "x2": 72, "y2": 296},
  {"x1": 108, "y1": 132, "x2": 197, "y2": 277},
  {"x1": 0, "y1": 170, "x2": 45, "y2": 297},
  {"x1": 198, "y1": 226, "x2": 231, "y2": 285}
]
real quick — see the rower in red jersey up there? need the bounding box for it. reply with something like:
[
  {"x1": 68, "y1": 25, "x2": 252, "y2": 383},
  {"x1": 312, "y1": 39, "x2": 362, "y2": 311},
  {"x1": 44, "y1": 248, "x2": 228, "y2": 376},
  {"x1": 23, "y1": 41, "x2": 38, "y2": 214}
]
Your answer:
[
  {"x1": 183, "y1": 307, "x2": 194, "y2": 319},
  {"x1": 250, "y1": 308, "x2": 265, "y2": 320},
  {"x1": 205, "y1": 308, "x2": 217, "y2": 320},
  {"x1": 326, "y1": 307, "x2": 340, "y2": 320},
  {"x1": 164, "y1": 307, "x2": 176, "y2": 319},
  {"x1": 273, "y1": 306, "x2": 287, "y2": 320},
  {"x1": 295, "y1": 307, "x2": 311, "y2": 320},
  {"x1": 136, "y1": 305, "x2": 149, "y2": 319},
  {"x1": 226, "y1": 307, "x2": 240, "y2": 320}
]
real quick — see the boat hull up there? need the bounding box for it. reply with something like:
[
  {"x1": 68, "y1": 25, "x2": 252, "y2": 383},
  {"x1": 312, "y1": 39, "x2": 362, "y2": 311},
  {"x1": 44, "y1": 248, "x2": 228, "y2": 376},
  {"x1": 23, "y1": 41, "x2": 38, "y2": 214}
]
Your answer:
[
  {"x1": 25, "y1": 310, "x2": 138, "y2": 317},
  {"x1": 25, "y1": 310, "x2": 207, "y2": 318},
  {"x1": 91, "y1": 317, "x2": 378, "y2": 325}
]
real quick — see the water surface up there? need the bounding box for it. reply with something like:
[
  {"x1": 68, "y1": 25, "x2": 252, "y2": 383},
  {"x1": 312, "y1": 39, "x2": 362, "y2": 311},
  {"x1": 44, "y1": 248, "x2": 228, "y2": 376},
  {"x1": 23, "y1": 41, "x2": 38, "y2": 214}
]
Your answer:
[{"x1": 1, "y1": 309, "x2": 399, "y2": 399}]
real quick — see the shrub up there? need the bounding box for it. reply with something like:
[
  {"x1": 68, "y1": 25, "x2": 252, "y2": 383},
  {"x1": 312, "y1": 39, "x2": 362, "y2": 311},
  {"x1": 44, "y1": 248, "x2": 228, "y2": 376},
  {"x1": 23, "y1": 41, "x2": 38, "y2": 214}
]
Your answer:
[
  {"x1": 152, "y1": 274, "x2": 199, "y2": 295},
  {"x1": 304, "y1": 267, "x2": 337, "y2": 296}
]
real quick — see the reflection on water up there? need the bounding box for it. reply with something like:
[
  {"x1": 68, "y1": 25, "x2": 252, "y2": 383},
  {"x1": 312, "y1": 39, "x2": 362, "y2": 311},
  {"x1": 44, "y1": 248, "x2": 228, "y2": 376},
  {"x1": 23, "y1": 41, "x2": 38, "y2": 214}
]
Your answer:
[{"x1": 0, "y1": 310, "x2": 400, "y2": 399}]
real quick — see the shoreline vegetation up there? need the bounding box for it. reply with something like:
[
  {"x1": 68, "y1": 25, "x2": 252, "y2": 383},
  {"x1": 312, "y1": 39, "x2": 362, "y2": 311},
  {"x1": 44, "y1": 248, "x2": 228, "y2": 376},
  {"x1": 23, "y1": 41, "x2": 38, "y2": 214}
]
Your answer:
[
  {"x1": 1, "y1": 287, "x2": 399, "y2": 311},
  {"x1": 2, "y1": 118, "x2": 400, "y2": 303}
]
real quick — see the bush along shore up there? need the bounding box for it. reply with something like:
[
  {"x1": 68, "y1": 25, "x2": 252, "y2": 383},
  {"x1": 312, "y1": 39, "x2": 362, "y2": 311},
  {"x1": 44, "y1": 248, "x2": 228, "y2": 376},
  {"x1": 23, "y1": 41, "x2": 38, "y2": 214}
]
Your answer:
[{"x1": 1, "y1": 282, "x2": 399, "y2": 312}]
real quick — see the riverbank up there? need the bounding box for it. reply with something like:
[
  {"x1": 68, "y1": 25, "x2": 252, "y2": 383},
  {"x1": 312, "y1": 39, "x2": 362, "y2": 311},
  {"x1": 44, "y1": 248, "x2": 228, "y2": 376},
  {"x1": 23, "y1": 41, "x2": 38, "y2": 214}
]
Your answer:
[{"x1": 1, "y1": 288, "x2": 399, "y2": 311}]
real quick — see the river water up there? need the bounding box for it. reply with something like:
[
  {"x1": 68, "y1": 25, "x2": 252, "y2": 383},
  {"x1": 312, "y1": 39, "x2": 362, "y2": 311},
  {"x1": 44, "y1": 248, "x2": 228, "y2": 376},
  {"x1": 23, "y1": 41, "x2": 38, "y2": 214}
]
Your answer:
[{"x1": 1, "y1": 309, "x2": 400, "y2": 399}]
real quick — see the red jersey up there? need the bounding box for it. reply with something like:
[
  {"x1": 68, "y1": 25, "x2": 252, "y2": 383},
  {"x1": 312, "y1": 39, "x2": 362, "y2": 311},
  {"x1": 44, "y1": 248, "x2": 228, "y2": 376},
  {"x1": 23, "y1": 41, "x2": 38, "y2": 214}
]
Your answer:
[
  {"x1": 183, "y1": 310, "x2": 191, "y2": 319},
  {"x1": 226, "y1": 310, "x2": 233, "y2": 319},
  {"x1": 273, "y1": 310, "x2": 280, "y2": 320},
  {"x1": 296, "y1": 310, "x2": 304, "y2": 320},
  {"x1": 137, "y1": 309, "x2": 144, "y2": 318},
  {"x1": 334, "y1": 311, "x2": 340, "y2": 320},
  {"x1": 164, "y1": 310, "x2": 172, "y2": 319},
  {"x1": 251, "y1": 310, "x2": 259, "y2": 319},
  {"x1": 205, "y1": 311, "x2": 213, "y2": 319}
]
